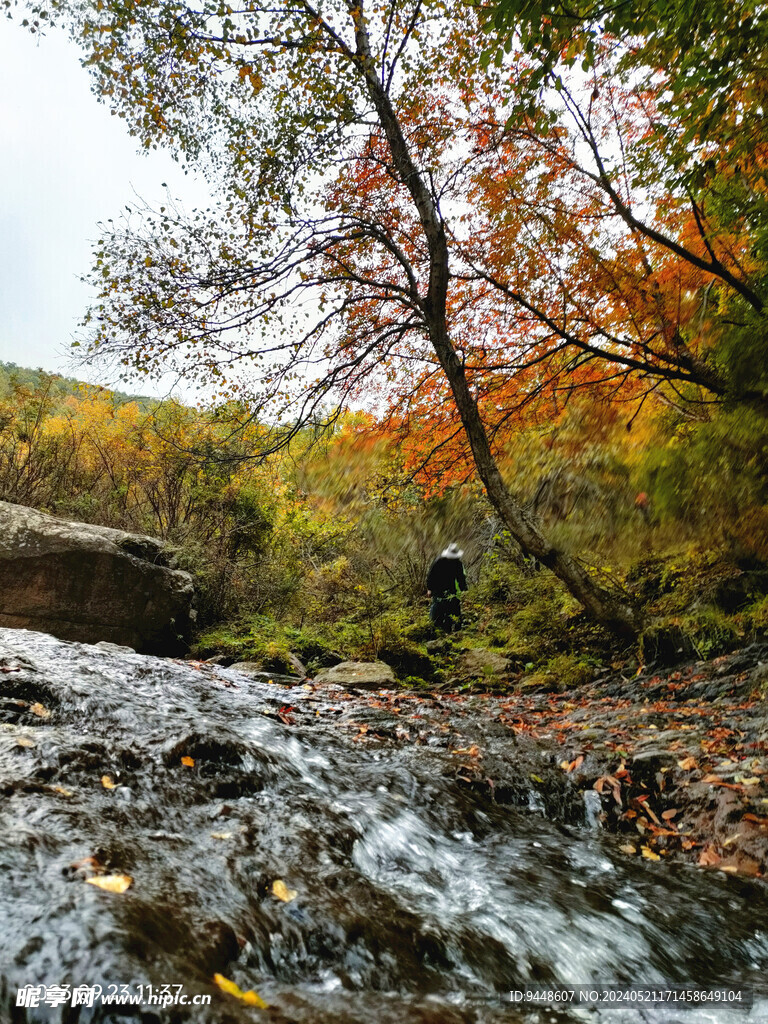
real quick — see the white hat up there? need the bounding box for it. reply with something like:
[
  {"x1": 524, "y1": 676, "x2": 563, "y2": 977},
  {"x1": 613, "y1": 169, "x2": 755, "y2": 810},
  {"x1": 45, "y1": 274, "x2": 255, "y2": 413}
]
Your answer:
[{"x1": 441, "y1": 543, "x2": 464, "y2": 559}]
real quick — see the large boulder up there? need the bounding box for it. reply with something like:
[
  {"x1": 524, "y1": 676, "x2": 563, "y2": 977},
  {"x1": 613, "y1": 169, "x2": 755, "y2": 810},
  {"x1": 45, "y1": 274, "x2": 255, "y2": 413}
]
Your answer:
[
  {"x1": 0, "y1": 501, "x2": 195, "y2": 654},
  {"x1": 313, "y1": 660, "x2": 396, "y2": 690}
]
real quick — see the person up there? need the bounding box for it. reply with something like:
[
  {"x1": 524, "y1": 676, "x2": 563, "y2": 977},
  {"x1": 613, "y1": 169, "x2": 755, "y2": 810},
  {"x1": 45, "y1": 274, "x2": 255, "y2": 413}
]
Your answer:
[{"x1": 426, "y1": 543, "x2": 467, "y2": 633}]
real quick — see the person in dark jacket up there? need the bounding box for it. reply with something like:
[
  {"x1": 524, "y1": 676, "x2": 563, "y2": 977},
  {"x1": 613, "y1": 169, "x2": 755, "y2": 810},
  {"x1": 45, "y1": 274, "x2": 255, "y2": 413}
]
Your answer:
[{"x1": 426, "y1": 543, "x2": 467, "y2": 632}]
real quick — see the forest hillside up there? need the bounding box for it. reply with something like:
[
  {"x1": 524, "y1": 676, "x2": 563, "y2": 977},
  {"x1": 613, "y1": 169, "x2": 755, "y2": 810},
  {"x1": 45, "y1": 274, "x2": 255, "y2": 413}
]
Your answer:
[{"x1": 2, "y1": 360, "x2": 767, "y2": 686}]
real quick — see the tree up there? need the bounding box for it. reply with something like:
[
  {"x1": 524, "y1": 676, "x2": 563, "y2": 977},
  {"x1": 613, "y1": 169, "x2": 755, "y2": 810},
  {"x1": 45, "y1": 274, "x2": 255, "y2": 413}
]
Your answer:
[
  {"x1": 478, "y1": 0, "x2": 768, "y2": 409},
  {"x1": 15, "y1": 0, "x2": 661, "y2": 634}
]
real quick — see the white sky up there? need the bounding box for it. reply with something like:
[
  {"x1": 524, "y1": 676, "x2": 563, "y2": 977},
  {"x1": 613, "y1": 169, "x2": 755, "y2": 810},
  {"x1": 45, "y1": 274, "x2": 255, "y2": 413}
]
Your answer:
[{"x1": 0, "y1": 22, "x2": 206, "y2": 396}]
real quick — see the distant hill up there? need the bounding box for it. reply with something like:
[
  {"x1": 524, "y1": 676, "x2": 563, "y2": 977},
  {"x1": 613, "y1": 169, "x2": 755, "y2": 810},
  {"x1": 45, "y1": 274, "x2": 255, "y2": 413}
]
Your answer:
[{"x1": 0, "y1": 362, "x2": 161, "y2": 412}]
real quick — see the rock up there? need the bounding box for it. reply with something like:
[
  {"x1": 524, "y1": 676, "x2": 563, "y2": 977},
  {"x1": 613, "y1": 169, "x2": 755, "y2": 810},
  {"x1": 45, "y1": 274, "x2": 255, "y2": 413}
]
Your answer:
[
  {"x1": 0, "y1": 501, "x2": 195, "y2": 655},
  {"x1": 639, "y1": 623, "x2": 693, "y2": 667},
  {"x1": 312, "y1": 660, "x2": 396, "y2": 690},
  {"x1": 230, "y1": 652, "x2": 307, "y2": 678},
  {"x1": 94, "y1": 641, "x2": 136, "y2": 655},
  {"x1": 285, "y1": 652, "x2": 308, "y2": 678},
  {"x1": 457, "y1": 649, "x2": 511, "y2": 680},
  {"x1": 229, "y1": 662, "x2": 303, "y2": 686},
  {"x1": 203, "y1": 654, "x2": 234, "y2": 667}
]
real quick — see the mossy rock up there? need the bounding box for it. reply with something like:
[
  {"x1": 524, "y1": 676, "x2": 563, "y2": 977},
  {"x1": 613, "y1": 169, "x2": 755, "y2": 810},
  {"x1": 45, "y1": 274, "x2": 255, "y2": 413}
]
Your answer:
[
  {"x1": 377, "y1": 639, "x2": 434, "y2": 679},
  {"x1": 641, "y1": 610, "x2": 741, "y2": 666},
  {"x1": 639, "y1": 623, "x2": 694, "y2": 666},
  {"x1": 518, "y1": 653, "x2": 594, "y2": 692}
]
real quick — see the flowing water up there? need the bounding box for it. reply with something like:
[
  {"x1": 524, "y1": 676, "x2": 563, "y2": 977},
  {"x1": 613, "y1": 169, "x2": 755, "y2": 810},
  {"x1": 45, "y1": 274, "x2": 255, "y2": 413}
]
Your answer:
[{"x1": 0, "y1": 628, "x2": 767, "y2": 1023}]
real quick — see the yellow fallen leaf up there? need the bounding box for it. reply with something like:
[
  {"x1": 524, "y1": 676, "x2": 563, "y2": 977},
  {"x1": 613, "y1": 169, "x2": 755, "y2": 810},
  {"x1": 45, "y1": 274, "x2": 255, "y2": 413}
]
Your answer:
[
  {"x1": 101, "y1": 775, "x2": 116, "y2": 789},
  {"x1": 619, "y1": 843, "x2": 637, "y2": 855},
  {"x1": 677, "y1": 757, "x2": 698, "y2": 771},
  {"x1": 739, "y1": 777, "x2": 762, "y2": 786},
  {"x1": 16, "y1": 737, "x2": 35, "y2": 748},
  {"x1": 272, "y1": 879, "x2": 297, "y2": 903},
  {"x1": 641, "y1": 846, "x2": 660, "y2": 861},
  {"x1": 85, "y1": 873, "x2": 133, "y2": 893},
  {"x1": 181, "y1": 756, "x2": 195, "y2": 767},
  {"x1": 211, "y1": 832, "x2": 233, "y2": 840},
  {"x1": 213, "y1": 973, "x2": 268, "y2": 1008},
  {"x1": 53, "y1": 786, "x2": 73, "y2": 797},
  {"x1": 30, "y1": 703, "x2": 51, "y2": 719}
]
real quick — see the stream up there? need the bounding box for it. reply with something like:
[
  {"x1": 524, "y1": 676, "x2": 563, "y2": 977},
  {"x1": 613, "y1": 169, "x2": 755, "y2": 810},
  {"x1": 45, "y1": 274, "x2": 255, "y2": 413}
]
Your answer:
[{"x1": 1, "y1": 627, "x2": 767, "y2": 1023}]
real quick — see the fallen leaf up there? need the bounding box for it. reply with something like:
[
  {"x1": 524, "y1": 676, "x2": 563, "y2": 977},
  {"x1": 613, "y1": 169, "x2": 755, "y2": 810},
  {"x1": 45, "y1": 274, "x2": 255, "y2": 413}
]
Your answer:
[
  {"x1": 181, "y1": 756, "x2": 195, "y2": 767},
  {"x1": 53, "y1": 786, "x2": 73, "y2": 797},
  {"x1": 723, "y1": 833, "x2": 743, "y2": 847},
  {"x1": 619, "y1": 843, "x2": 637, "y2": 855},
  {"x1": 677, "y1": 757, "x2": 698, "y2": 770},
  {"x1": 272, "y1": 879, "x2": 297, "y2": 903},
  {"x1": 30, "y1": 703, "x2": 51, "y2": 719},
  {"x1": 70, "y1": 856, "x2": 104, "y2": 875},
  {"x1": 702, "y1": 774, "x2": 744, "y2": 791},
  {"x1": 738, "y1": 777, "x2": 762, "y2": 786},
  {"x1": 213, "y1": 973, "x2": 268, "y2": 1008},
  {"x1": 101, "y1": 775, "x2": 116, "y2": 789},
  {"x1": 85, "y1": 873, "x2": 133, "y2": 893},
  {"x1": 639, "y1": 801, "x2": 662, "y2": 826},
  {"x1": 594, "y1": 775, "x2": 622, "y2": 805},
  {"x1": 16, "y1": 737, "x2": 35, "y2": 748},
  {"x1": 742, "y1": 813, "x2": 768, "y2": 826},
  {"x1": 641, "y1": 846, "x2": 660, "y2": 861},
  {"x1": 211, "y1": 832, "x2": 233, "y2": 840},
  {"x1": 698, "y1": 846, "x2": 722, "y2": 867},
  {"x1": 661, "y1": 808, "x2": 679, "y2": 820}
]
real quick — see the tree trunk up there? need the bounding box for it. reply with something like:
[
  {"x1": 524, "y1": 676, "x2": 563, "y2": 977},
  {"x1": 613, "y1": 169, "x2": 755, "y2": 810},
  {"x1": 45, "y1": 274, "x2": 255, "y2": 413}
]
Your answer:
[
  {"x1": 356, "y1": 15, "x2": 641, "y2": 638},
  {"x1": 430, "y1": 318, "x2": 640, "y2": 637}
]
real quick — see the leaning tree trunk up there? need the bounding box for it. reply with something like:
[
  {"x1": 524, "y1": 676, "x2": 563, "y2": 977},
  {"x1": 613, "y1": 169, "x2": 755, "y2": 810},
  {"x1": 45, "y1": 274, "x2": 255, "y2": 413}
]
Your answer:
[
  {"x1": 428, "y1": 314, "x2": 641, "y2": 638},
  {"x1": 357, "y1": 35, "x2": 641, "y2": 638}
]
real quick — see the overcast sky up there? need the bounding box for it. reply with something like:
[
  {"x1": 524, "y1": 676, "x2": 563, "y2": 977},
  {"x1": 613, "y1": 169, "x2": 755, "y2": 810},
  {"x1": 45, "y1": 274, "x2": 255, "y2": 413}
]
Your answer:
[{"x1": 0, "y1": 22, "x2": 205, "y2": 395}]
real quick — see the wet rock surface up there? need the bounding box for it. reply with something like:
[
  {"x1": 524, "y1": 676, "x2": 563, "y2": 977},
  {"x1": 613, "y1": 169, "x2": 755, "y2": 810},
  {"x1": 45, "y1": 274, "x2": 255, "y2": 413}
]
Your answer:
[{"x1": 1, "y1": 628, "x2": 768, "y2": 1022}]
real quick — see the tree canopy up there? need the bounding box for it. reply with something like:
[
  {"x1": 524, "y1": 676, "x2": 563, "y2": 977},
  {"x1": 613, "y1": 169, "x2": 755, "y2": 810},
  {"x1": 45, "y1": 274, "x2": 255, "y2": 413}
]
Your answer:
[{"x1": 9, "y1": 0, "x2": 768, "y2": 635}]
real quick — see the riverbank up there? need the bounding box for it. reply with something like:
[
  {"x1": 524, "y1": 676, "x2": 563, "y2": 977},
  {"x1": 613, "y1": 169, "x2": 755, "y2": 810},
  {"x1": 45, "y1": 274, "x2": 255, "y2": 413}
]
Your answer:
[{"x1": 281, "y1": 642, "x2": 768, "y2": 881}]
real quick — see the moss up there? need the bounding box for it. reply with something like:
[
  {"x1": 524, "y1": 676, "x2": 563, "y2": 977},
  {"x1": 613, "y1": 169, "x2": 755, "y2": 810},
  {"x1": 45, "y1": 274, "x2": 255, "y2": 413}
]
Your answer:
[
  {"x1": 679, "y1": 610, "x2": 742, "y2": 660},
  {"x1": 193, "y1": 615, "x2": 338, "y2": 670},
  {"x1": 376, "y1": 639, "x2": 433, "y2": 678},
  {"x1": 640, "y1": 608, "x2": 742, "y2": 665},
  {"x1": 401, "y1": 675, "x2": 430, "y2": 688},
  {"x1": 518, "y1": 653, "x2": 594, "y2": 692}
]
